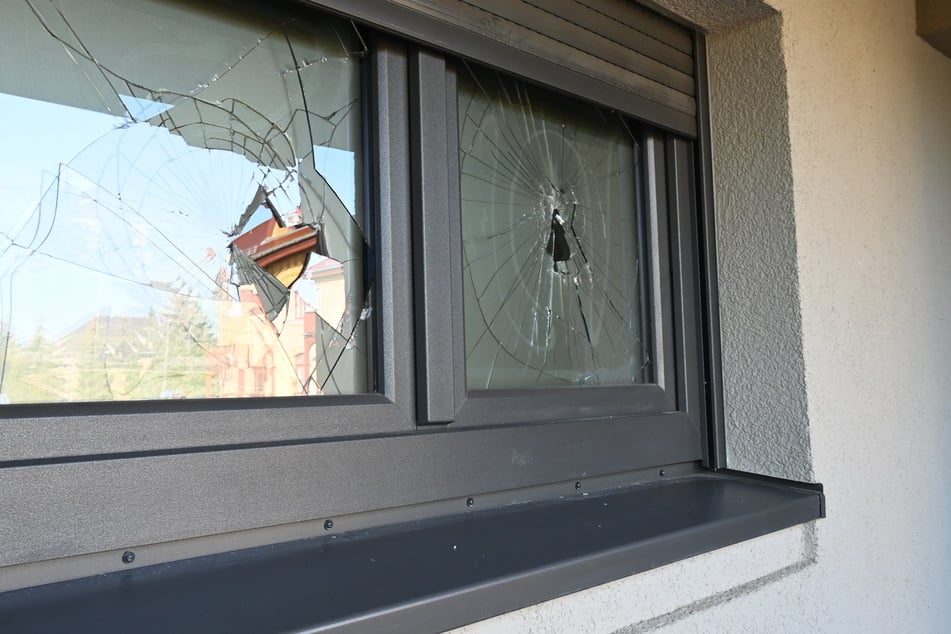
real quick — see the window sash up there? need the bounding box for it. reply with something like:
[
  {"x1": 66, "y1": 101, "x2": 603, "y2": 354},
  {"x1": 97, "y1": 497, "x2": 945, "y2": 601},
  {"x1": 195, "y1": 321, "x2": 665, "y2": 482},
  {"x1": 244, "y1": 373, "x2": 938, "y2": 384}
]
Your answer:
[
  {"x1": 412, "y1": 53, "x2": 703, "y2": 434},
  {"x1": 0, "y1": 39, "x2": 419, "y2": 462}
]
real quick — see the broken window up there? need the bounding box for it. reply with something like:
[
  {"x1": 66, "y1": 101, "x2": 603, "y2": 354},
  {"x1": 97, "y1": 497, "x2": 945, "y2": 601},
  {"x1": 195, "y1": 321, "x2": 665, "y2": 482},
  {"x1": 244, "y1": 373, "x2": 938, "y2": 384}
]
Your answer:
[
  {"x1": 0, "y1": 0, "x2": 371, "y2": 403},
  {"x1": 458, "y1": 64, "x2": 649, "y2": 389}
]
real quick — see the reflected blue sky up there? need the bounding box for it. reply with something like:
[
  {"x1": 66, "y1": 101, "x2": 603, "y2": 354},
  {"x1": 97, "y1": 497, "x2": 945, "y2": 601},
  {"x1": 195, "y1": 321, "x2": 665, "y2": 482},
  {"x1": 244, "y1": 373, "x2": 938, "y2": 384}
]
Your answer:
[{"x1": 0, "y1": 91, "x2": 356, "y2": 340}]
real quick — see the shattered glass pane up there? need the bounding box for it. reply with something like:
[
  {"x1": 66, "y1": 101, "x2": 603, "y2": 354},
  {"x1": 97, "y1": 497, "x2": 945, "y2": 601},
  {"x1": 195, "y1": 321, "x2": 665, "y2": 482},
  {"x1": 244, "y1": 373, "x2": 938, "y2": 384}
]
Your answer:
[
  {"x1": 0, "y1": 0, "x2": 372, "y2": 403},
  {"x1": 458, "y1": 64, "x2": 648, "y2": 389}
]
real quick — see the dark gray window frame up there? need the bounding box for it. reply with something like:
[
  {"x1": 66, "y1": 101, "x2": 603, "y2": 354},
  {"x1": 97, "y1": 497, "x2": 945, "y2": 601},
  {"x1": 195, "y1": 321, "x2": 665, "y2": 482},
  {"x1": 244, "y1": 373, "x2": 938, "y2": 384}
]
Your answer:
[
  {"x1": 411, "y1": 51, "x2": 697, "y2": 431},
  {"x1": 0, "y1": 1, "x2": 823, "y2": 630}
]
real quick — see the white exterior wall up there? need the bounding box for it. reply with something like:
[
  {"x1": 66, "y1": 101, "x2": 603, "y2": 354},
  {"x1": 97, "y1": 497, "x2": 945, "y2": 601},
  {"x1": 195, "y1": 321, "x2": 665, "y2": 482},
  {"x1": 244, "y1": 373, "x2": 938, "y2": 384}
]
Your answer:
[{"x1": 458, "y1": 0, "x2": 951, "y2": 631}]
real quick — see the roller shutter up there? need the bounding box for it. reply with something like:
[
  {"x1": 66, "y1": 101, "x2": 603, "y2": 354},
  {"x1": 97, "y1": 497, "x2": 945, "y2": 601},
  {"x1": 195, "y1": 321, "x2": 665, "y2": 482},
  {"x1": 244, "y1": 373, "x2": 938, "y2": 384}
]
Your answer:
[{"x1": 310, "y1": 0, "x2": 698, "y2": 136}]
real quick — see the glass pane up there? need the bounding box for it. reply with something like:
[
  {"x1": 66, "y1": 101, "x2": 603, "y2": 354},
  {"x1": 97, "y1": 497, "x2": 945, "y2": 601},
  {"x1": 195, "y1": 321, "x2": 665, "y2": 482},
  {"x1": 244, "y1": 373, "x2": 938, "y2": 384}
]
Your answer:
[
  {"x1": 0, "y1": 0, "x2": 371, "y2": 403},
  {"x1": 458, "y1": 65, "x2": 648, "y2": 389}
]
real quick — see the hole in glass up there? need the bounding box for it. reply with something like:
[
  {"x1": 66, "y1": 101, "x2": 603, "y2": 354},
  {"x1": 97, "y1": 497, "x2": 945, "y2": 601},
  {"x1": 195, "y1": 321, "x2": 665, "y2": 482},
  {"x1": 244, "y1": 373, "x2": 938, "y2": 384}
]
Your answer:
[
  {"x1": 458, "y1": 64, "x2": 649, "y2": 389},
  {"x1": 0, "y1": 0, "x2": 370, "y2": 403}
]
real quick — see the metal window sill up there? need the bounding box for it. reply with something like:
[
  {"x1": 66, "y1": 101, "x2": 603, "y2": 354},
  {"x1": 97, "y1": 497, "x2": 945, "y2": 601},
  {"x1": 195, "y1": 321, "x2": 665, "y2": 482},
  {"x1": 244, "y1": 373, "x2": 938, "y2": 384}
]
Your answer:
[{"x1": 0, "y1": 471, "x2": 823, "y2": 634}]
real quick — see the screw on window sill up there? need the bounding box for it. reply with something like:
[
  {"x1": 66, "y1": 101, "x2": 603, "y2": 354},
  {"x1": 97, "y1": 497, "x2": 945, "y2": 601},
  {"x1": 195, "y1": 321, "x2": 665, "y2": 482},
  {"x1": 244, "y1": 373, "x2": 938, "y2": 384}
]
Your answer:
[{"x1": 121, "y1": 551, "x2": 136, "y2": 564}]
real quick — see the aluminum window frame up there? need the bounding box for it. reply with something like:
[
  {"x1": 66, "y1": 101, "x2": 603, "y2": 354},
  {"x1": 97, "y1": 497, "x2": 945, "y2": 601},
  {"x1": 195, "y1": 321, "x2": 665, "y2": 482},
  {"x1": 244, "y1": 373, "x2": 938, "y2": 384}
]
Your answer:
[{"x1": 0, "y1": 4, "x2": 704, "y2": 567}]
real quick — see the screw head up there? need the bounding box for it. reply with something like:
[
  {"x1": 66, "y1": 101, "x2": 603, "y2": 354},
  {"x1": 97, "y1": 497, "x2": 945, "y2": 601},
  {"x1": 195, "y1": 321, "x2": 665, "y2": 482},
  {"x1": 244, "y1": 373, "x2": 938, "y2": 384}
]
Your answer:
[
  {"x1": 324, "y1": 519, "x2": 334, "y2": 530},
  {"x1": 466, "y1": 497, "x2": 474, "y2": 507},
  {"x1": 575, "y1": 481, "x2": 582, "y2": 490},
  {"x1": 121, "y1": 550, "x2": 135, "y2": 564},
  {"x1": 659, "y1": 469, "x2": 666, "y2": 477}
]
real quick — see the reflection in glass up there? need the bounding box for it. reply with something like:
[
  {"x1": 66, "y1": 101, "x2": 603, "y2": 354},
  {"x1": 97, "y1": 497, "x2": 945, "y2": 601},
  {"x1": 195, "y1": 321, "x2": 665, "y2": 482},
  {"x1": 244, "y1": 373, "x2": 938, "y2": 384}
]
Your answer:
[
  {"x1": 458, "y1": 65, "x2": 648, "y2": 389},
  {"x1": 0, "y1": 0, "x2": 370, "y2": 403}
]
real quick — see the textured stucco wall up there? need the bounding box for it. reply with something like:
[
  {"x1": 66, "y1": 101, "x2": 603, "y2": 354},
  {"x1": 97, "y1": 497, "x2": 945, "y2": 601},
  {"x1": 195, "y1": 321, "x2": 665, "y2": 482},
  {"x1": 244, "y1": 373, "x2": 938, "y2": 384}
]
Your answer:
[
  {"x1": 704, "y1": 12, "x2": 813, "y2": 482},
  {"x1": 671, "y1": 0, "x2": 951, "y2": 629},
  {"x1": 458, "y1": 0, "x2": 951, "y2": 631}
]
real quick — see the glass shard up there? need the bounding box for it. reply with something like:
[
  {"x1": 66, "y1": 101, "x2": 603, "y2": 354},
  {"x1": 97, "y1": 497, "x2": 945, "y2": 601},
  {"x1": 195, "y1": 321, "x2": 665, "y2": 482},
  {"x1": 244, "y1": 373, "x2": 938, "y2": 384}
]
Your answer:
[
  {"x1": 458, "y1": 64, "x2": 647, "y2": 389},
  {"x1": 0, "y1": 0, "x2": 371, "y2": 403}
]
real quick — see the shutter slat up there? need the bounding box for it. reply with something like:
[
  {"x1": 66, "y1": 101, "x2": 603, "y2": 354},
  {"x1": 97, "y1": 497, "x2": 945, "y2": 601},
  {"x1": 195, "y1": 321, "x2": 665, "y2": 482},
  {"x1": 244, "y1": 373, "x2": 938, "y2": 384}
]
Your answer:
[
  {"x1": 391, "y1": 0, "x2": 695, "y2": 116},
  {"x1": 462, "y1": 0, "x2": 694, "y2": 96},
  {"x1": 523, "y1": 0, "x2": 693, "y2": 75},
  {"x1": 576, "y1": 0, "x2": 693, "y2": 53}
]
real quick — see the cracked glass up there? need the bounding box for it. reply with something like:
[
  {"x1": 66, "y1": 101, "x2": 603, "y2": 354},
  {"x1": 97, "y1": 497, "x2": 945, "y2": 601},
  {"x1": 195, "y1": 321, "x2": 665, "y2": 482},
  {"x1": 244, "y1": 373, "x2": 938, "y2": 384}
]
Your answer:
[
  {"x1": 0, "y1": 0, "x2": 371, "y2": 403},
  {"x1": 458, "y1": 64, "x2": 649, "y2": 389}
]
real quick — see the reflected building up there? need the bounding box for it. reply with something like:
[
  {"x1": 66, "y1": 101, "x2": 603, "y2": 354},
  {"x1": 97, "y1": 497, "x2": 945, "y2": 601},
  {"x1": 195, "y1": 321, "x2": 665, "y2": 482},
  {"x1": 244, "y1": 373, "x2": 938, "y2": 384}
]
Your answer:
[
  {"x1": 45, "y1": 312, "x2": 209, "y2": 402},
  {"x1": 214, "y1": 215, "x2": 346, "y2": 398},
  {"x1": 15, "y1": 220, "x2": 348, "y2": 403}
]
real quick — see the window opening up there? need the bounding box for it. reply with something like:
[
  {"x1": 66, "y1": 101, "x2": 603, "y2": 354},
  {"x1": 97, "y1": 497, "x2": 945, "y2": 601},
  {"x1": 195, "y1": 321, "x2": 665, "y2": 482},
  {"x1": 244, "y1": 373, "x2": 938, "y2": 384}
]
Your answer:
[
  {"x1": 0, "y1": 0, "x2": 372, "y2": 403},
  {"x1": 457, "y1": 63, "x2": 649, "y2": 390}
]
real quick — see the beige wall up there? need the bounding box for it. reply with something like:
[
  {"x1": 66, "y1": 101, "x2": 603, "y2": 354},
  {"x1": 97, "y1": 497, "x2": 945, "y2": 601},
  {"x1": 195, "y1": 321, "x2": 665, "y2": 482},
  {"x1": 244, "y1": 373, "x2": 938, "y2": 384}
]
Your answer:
[
  {"x1": 459, "y1": 0, "x2": 951, "y2": 631},
  {"x1": 700, "y1": 0, "x2": 951, "y2": 629}
]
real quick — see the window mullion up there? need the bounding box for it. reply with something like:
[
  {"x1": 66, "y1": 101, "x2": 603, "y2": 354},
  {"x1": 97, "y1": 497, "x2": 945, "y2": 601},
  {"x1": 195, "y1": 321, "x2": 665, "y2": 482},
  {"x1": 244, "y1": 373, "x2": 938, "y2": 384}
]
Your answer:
[
  {"x1": 409, "y1": 49, "x2": 465, "y2": 423},
  {"x1": 371, "y1": 37, "x2": 417, "y2": 425}
]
